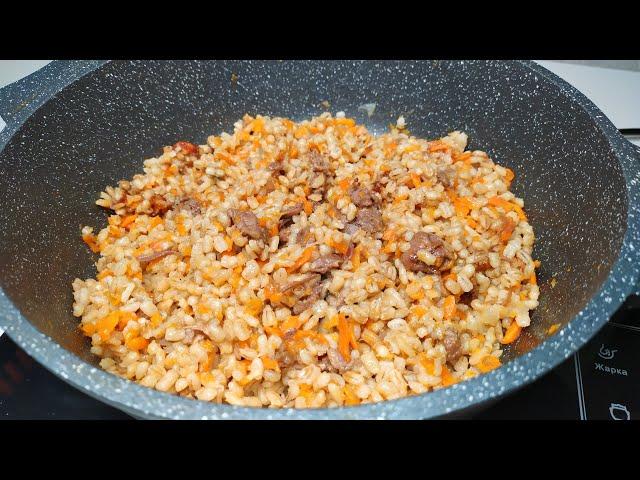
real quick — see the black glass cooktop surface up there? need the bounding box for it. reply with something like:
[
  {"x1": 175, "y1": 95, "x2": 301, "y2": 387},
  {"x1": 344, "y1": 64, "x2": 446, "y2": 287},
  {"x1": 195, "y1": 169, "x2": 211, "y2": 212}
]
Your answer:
[{"x1": 1, "y1": 297, "x2": 638, "y2": 420}]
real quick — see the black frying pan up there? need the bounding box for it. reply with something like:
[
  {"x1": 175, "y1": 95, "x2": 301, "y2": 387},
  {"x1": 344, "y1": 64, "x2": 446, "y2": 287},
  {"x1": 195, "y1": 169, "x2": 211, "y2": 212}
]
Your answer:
[{"x1": 0, "y1": 60, "x2": 638, "y2": 419}]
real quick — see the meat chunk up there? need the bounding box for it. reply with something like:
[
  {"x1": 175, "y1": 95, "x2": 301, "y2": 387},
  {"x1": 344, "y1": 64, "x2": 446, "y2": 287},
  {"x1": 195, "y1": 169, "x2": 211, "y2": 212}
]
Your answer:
[
  {"x1": 295, "y1": 225, "x2": 311, "y2": 245},
  {"x1": 261, "y1": 177, "x2": 277, "y2": 195},
  {"x1": 443, "y1": 330, "x2": 463, "y2": 364},
  {"x1": 280, "y1": 203, "x2": 303, "y2": 218},
  {"x1": 290, "y1": 280, "x2": 325, "y2": 315},
  {"x1": 174, "y1": 141, "x2": 199, "y2": 155},
  {"x1": 351, "y1": 207, "x2": 383, "y2": 234},
  {"x1": 308, "y1": 150, "x2": 330, "y2": 172},
  {"x1": 308, "y1": 253, "x2": 343, "y2": 274},
  {"x1": 436, "y1": 167, "x2": 456, "y2": 188},
  {"x1": 400, "y1": 231, "x2": 456, "y2": 273},
  {"x1": 279, "y1": 225, "x2": 291, "y2": 244},
  {"x1": 325, "y1": 348, "x2": 351, "y2": 372},
  {"x1": 228, "y1": 209, "x2": 265, "y2": 240},
  {"x1": 136, "y1": 249, "x2": 178, "y2": 266},
  {"x1": 149, "y1": 194, "x2": 171, "y2": 216},
  {"x1": 175, "y1": 197, "x2": 202, "y2": 216},
  {"x1": 280, "y1": 273, "x2": 321, "y2": 293},
  {"x1": 349, "y1": 183, "x2": 376, "y2": 207}
]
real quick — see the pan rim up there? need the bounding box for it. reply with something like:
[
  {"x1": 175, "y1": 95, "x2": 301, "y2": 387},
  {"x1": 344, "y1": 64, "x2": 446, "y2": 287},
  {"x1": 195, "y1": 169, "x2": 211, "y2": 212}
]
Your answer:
[{"x1": 0, "y1": 59, "x2": 638, "y2": 419}]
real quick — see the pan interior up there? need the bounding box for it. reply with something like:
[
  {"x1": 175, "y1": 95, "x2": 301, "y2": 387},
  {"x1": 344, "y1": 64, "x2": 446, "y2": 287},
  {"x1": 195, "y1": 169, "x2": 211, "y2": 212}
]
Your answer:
[{"x1": 0, "y1": 60, "x2": 627, "y2": 366}]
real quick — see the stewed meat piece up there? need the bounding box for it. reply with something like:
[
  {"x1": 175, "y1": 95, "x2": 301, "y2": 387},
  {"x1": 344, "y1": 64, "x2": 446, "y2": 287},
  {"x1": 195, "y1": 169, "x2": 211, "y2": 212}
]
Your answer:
[
  {"x1": 400, "y1": 232, "x2": 455, "y2": 273},
  {"x1": 228, "y1": 209, "x2": 265, "y2": 240}
]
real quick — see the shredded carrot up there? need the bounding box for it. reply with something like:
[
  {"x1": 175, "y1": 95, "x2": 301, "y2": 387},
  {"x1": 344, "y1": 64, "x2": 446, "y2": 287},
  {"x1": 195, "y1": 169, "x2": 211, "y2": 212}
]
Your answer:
[
  {"x1": 337, "y1": 314, "x2": 353, "y2": 362},
  {"x1": 261, "y1": 356, "x2": 280, "y2": 371},
  {"x1": 534, "y1": 260, "x2": 541, "y2": 268},
  {"x1": 120, "y1": 214, "x2": 137, "y2": 230},
  {"x1": 410, "y1": 172, "x2": 422, "y2": 188},
  {"x1": 94, "y1": 311, "x2": 120, "y2": 340},
  {"x1": 466, "y1": 218, "x2": 478, "y2": 229},
  {"x1": 245, "y1": 298, "x2": 263, "y2": 317},
  {"x1": 418, "y1": 353, "x2": 436, "y2": 375},
  {"x1": 382, "y1": 229, "x2": 397, "y2": 242},
  {"x1": 327, "y1": 238, "x2": 349, "y2": 255},
  {"x1": 323, "y1": 314, "x2": 339, "y2": 330},
  {"x1": 500, "y1": 321, "x2": 522, "y2": 344},
  {"x1": 149, "y1": 216, "x2": 163, "y2": 230},
  {"x1": 500, "y1": 216, "x2": 517, "y2": 242},
  {"x1": 268, "y1": 223, "x2": 279, "y2": 238},
  {"x1": 530, "y1": 272, "x2": 537, "y2": 285},
  {"x1": 338, "y1": 178, "x2": 350, "y2": 192},
  {"x1": 547, "y1": 323, "x2": 561, "y2": 335},
  {"x1": 117, "y1": 311, "x2": 137, "y2": 329},
  {"x1": 352, "y1": 244, "x2": 362, "y2": 270},
  {"x1": 477, "y1": 355, "x2": 501, "y2": 373},
  {"x1": 441, "y1": 365, "x2": 458, "y2": 386},
  {"x1": 149, "y1": 312, "x2": 162, "y2": 327},
  {"x1": 126, "y1": 336, "x2": 149, "y2": 351},
  {"x1": 302, "y1": 198, "x2": 313, "y2": 215},
  {"x1": 294, "y1": 126, "x2": 308, "y2": 139},
  {"x1": 264, "y1": 325, "x2": 283, "y2": 337},
  {"x1": 287, "y1": 246, "x2": 316, "y2": 273},
  {"x1": 488, "y1": 196, "x2": 527, "y2": 221},
  {"x1": 443, "y1": 295, "x2": 456, "y2": 320},
  {"x1": 505, "y1": 168, "x2": 515, "y2": 184},
  {"x1": 453, "y1": 197, "x2": 474, "y2": 218},
  {"x1": 264, "y1": 284, "x2": 283, "y2": 304},
  {"x1": 197, "y1": 302, "x2": 211, "y2": 315},
  {"x1": 428, "y1": 140, "x2": 451, "y2": 153},
  {"x1": 281, "y1": 315, "x2": 301, "y2": 332},
  {"x1": 335, "y1": 117, "x2": 356, "y2": 127},
  {"x1": 403, "y1": 144, "x2": 421, "y2": 154},
  {"x1": 343, "y1": 384, "x2": 360, "y2": 405},
  {"x1": 82, "y1": 233, "x2": 101, "y2": 253},
  {"x1": 453, "y1": 151, "x2": 472, "y2": 162}
]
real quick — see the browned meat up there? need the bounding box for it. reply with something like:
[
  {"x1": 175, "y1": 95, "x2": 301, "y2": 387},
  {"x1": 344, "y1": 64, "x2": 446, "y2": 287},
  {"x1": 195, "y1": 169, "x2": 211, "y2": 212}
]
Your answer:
[
  {"x1": 280, "y1": 273, "x2": 321, "y2": 294},
  {"x1": 308, "y1": 253, "x2": 343, "y2": 274},
  {"x1": 183, "y1": 327, "x2": 211, "y2": 345},
  {"x1": 281, "y1": 203, "x2": 303, "y2": 218},
  {"x1": 308, "y1": 150, "x2": 330, "y2": 172},
  {"x1": 352, "y1": 207, "x2": 383, "y2": 234},
  {"x1": 279, "y1": 225, "x2": 291, "y2": 244},
  {"x1": 228, "y1": 209, "x2": 265, "y2": 240},
  {"x1": 342, "y1": 222, "x2": 360, "y2": 236},
  {"x1": 436, "y1": 167, "x2": 456, "y2": 188},
  {"x1": 443, "y1": 330, "x2": 463, "y2": 364},
  {"x1": 274, "y1": 344, "x2": 296, "y2": 369},
  {"x1": 295, "y1": 225, "x2": 311, "y2": 245},
  {"x1": 400, "y1": 232, "x2": 456, "y2": 273},
  {"x1": 291, "y1": 281, "x2": 325, "y2": 315},
  {"x1": 261, "y1": 177, "x2": 277, "y2": 195},
  {"x1": 150, "y1": 194, "x2": 171, "y2": 216},
  {"x1": 136, "y1": 249, "x2": 178, "y2": 266},
  {"x1": 326, "y1": 348, "x2": 350, "y2": 372},
  {"x1": 459, "y1": 291, "x2": 474, "y2": 305},
  {"x1": 174, "y1": 141, "x2": 199, "y2": 155},
  {"x1": 475, "y1": 255, "x2": 492, "y2": 272},
  {"x1": 349, "y1": 183, "x2": 376, "y2": 207},
  {"x1": 175, "y1": 197, "x2": 202, "y2": 216}
]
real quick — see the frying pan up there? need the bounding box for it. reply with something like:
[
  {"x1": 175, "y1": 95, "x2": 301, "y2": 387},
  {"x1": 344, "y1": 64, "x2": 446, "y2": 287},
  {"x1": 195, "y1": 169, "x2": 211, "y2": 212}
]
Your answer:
[{"x1": 0, "y1": 60, "x2": 639, "y2": 419}]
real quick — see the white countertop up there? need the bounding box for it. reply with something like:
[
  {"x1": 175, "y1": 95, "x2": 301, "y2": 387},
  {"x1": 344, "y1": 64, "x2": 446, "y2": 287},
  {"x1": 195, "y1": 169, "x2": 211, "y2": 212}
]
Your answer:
[{"x1": 0, "y1": 60, "x2": 638, "y2": 336}]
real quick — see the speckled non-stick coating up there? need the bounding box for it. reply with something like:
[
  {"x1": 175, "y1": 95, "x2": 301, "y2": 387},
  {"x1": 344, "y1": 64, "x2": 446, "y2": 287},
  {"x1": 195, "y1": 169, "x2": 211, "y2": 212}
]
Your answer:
[{"x1": 0, "y1": 60, "x2": 638, "y2": 419}]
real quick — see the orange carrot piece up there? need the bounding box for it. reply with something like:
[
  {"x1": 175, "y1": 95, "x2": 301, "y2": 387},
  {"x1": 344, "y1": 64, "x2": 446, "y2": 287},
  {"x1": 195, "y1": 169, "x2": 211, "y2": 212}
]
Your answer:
[
  {"x1": 477, "y1": 355, "x2": 501, "y2": 373},
  {"x1": 443, "y1": 295, "x2": 456, "y2": 320},
  {"x1": 500, "y1": 321, "x2": 522, "y2": 344},
  {"x1": 287, "y1": 246, "x2": 316, "y2": 273},
  {"x1": 337, "y1": 314, "x2": 352, "y2": 362}
]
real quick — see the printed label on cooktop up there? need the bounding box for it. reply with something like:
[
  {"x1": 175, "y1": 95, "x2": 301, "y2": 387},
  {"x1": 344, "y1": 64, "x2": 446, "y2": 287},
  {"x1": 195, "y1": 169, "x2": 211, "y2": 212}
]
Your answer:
[{"x1": 577, "y1": 322, "x2": 640, "y2": 420}]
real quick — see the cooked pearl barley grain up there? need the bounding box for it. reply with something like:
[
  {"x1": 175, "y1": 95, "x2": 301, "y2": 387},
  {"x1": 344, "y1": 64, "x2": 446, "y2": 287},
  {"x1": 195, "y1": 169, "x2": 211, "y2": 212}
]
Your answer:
[{"x1": 72, "y1": 113, "x2": 539, "y2": 408}]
